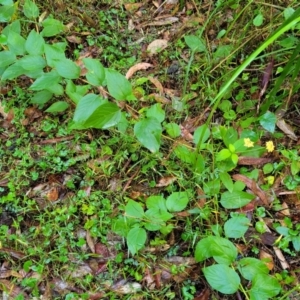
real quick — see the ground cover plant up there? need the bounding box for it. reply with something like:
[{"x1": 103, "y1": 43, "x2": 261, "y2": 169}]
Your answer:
[{"x1": 0, "y1": 0, "x2": 300, "y2": 299}]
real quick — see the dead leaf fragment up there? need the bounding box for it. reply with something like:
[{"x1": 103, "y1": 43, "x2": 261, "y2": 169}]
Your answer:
[
  {"x1": 259, "y1": 249, "x2": 274, "y2": 270},
  {"x1": 126, "y1": 63, "x2": 153, "y2": 79},
  {"x1": 148, "y1": 76, "x2": 164, "y2": 94},
  {"x1": 276, "y1": 119, "x2": 298, "y2": 141},
  {"x1": 110, "y1": 279, "x2": 142, "y2": 294},
  {"x1": 147, "y1": 39, "x2": 168, "y2": 55},
  {"x1": 156, "y1": 176, "x2": 177, "y2": 187}
]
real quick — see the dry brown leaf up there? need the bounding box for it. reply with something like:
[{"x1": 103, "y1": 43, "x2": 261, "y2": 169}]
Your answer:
[
  {"x1": 86, "y1": 230, "x2": 95, "y2": 253},
  {"x1": 0, "y1": 247, "x2": 25, "y2": 259},
  {"x1": 238, "y1": 156, "x2": 273, "y2": 165},
  {"x1": 259, "y1": 250, "x2": 274, "y2": 270},
  {"x1": 138, "y1": 17, "x2": 178, "y2": 28},
  {"x1": 66, "y1": 35, "x2": 82, "y2": 44},
  {"x1": 124, "y1": 3, "x2": 143, "y2": 13},
  {"x1": 276, "y1": 119, "x2": 298, "y2": 141},
  {"x1": 125, "y1": 63, "x2": 153, "y2": 79},
  {"x1": 156, "y1": 176, "x2": 177, "y2": 187},
  {"x1": 147, "y1": 39, "x2": 168, "y2": 55},
  {"x1": 180, "y1": 124, "x2": 193, "y2": 141},
  {"x1": 148, "y1": 93, "x2": 171, "y2": 104},
  {"x1": 194, "y1": 288, "x2": 210, "y2": 300},
  {"x1": 110, "y1": 279, "x2": 142, "y2": 294},
  {"x1": 0, "y1": 279, "x2": 25, "y2": 298},
  {"x1": 148, "y1": 76, "x2": 164, "y2": 93},
  {"x1": 128, "y1": 19, "x2": 135, "y2": 31}
]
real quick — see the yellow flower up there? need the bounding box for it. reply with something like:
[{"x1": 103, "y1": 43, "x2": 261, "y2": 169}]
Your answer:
[
  {"x1": 266, "y1": 141, "x2": 275, "y2": 152},
  {"x1": 244, "y1": 138, "x2": 254, "y2": 148}
]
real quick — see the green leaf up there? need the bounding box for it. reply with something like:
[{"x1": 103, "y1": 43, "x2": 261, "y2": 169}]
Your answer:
[
  {"x1": 259, "y1": 111, "x2": 276, "y2": 133},
  {"x1": 195, "y1": 236, "x2": 237, "y2": 265},
  {"x1": 144, "y1": 209, "x2": 166, "y2": 231},
  {"x1": 25, "y1": 30, "x2": 45, "y2": 55},
  {"x1": 1, "y1": 61, "x2": 25, "y2": 81},
  {"x1": 203, "y1": 264, "x2": 240, "y2": 294},
  {"x1": 44, "y1": 43, "x2": 66, "y2": 67},
  {"x1": 284, "y1": 7, "x2": 295, "y2": 20},
  {"x1": 41, "y1": 18, "x2": 65, "y2": 37},
  {"x1": 105, "y1": 69, "x2": 136, "y2": 101},
  {"x1": 53, "y1": 59, "x2": 80, "y2": 79},
  {"x1": 146, "y1": 195, "x2": 167, "y2": 211},
  {"x1": 0, "y1": 51, "x2": 16, "y2": 68},
  {"x1": 125, "y1": 199, "x2": 144, "y2": 219},
  {"x1": 45, "y1": 101, "x2": 69, "y2": 113},
  {"x1": 18, "y1": 55, "x2": 46, "y2": 71},
  {"x1": 249, "y1": 274, "x2": 281, "y2": 300},
  {"x1": 292, "y1": 236, "x2": 300, "y2": 251},
  {"x1": 0, "y1": 3, "x2": 15, "y2": 22},
  {"x1": 23, "y1": 0, "x2": 39, "y2": 19},
  {"x1": 65, "y1": 80, "x2": 89, "y2": 104},
  {"x1": 45, "y1": 83, "x2": 64, "y2": 95},
  {"x1": 30, "y1": 90, "x2": 53, "y2": 105},
  {"x1": 216, "y1": 149, "x2": 231, "y2": 161},
  {"x1": 127, "y1": 227, "x2": 147, "y2": 255},
  {"x1": 224, "y1": 214, "x2": 250, "y2": 238},
  {"x1": 203, "y1": 179, "x2": 220, "y2": 196},
  {"x1": 220, "y1": 172, "x2": 234, "y2": 192},
  {"x1": 237, "y1": 258, "x2": 269, "y2": 281},
  {"x1": 253, "y1": 13, "x2": 264, "y2": 27},
  {"x1": 146, "y1": 103, "x2": 165, "y2": 123},
  {"x1": 184, "y1": 35, "x2": 206, "y2": 53},
  {"x1": 221, "y1": 191, "x2": 255, "y2": 209},
  {"x1": 73, "y1": 98, "x2": 121, "y2": 129},
  {"x1": 174, "y1": 144, "x2": 195, "y2": 164},
  {"x1": 7, "y1": 30, "x2": 26, "y2": 55},
  {"x1": 134, "y1": 117, "x2": 162, "y2": 153},
  {"x1": 29, "y1": 71, "x2": 61, "y2": 91},
  {"x1": 83, "y1": 58, "x2": 105, "y2": 86},
  {"x1": 166, "y1": 191, "x2": 189, "y2": 212},
  {"x1": 193, "y1": 124, "x2": 210, "y2": 146},
  {"x1": 165, "y1": 123, "x2": 181, "y2": 138}
]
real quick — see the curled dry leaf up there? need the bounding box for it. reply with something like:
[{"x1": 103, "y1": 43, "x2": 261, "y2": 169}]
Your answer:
[
  {"x1": 147, "y1": 39, "x2": 168, "y2": 55},
  {"x1": 276, "y1": 119, "x2": 298, "y2": 141},
  {"x1": 156, "y1": 175, "x2": 177, "y2": 187},
  {"x1": 125, "y1": 63, "x2": 153, "y2": 79},
  {"x1": 147, "y1": 76, "x2": 164, "y2": 93}
]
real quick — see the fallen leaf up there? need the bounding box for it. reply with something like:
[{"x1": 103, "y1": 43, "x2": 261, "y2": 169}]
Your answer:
[
  {"x1": 148, "y1": 76, "x2": 164, "y2": 93},
  {"x1": 147, "y1": 39, "x2": 168, "y2": 55},
  {"x1": 138, "y1": 17, "x2": 178, "y2": 28},
  {"x1": 126, "y1": 63, "x2": 153, "y2": 79},
  {"x1": 124, "y1": 3, "x2": 143, "y2": 13},
  {"x1": 156, "y1": 176, "x2": 177, "y2": 187},
  {"x1": 276, "y1": 119, "x2": 298, "y2": 141},
  {"x1": 0, "y1": 279, "x2": 26, "y2": 298},
  {"x1": 194, "y1": 288, "x2": 210, "y2": 300},
  {"x1": 110, "y1": 279, "x2": 142, "y2": 294},
  {"x1": 259, "y1": 249, "x2": 274, "y2": 270},
  {"x1": 66, "y1": 35, "x2": 82, "y2": 44},
  {"x1": 238, "y1": 156, "x2": 273, "y2": 165},
  {"x1": 86, "y1": 230, "x2": 95, "y2": 253}
]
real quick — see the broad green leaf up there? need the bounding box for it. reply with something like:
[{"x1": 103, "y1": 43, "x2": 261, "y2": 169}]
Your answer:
[
  {"x1": 193, "y1": 124, "x2": 210, "y2": 146},
  {"x1": 203, "y1": 179, "x2": 220, "y2": 196},
  {"x1": 106, "y1": 69, "x2": 136, "y2": 101},
  {"x1": 292, "y1": 236, "x2": 300, "y2": 251},
  {"x1": 125, "y1": 199, "x2": 144, "y2": 219},
  {"x1": 166, "y1": 191, "x2": 189, "y2": 212},
  {"x1": 73, "y1": 97, "x2": 121, "y2": 129},
  {"x1": 29, "y1": 71, "x2": 61, "y2": 91},
  {"x1": 203, "y1": 264, "x2": 240, "y2": 294},
  {"x1": 25, "y1": 30, "x2": 45, "y2": 55},
  {"x1": 23, "y1": 0, "x2": 39, "y2": 19},
  {"x1": 2, "y1": 19, "x2": 21, "y2": 36},
  {"x1": 45, "y1": 83, "x2": 64, "y2": 95},
  {"x1": 112, "y1": 216, "x2": 134, "y2": 237},
  {"x1": 18, "y1": 55, "x2": 46, "y2": 71},
  {"x1": 44, "y1": 43, "x2": 66, "y2": 67},
  {"x1": 146, "y1": 208, "x2": 173, "y2": 222},
  {"x1": 45, "y1": 101, "x2": 69, "y2": 113},
  {"x1": 184, "y1": 35, "x2": 206, "y2": 53},
  {"x1": 83, "y1": 58, "x2": 105, "y2": 86},
  {"x1": 216, "y1": 149, "x2": 231, "y2": 161},
  {"x1": 253, "y1": 13, "x2": 264, "y2": 27},
  {"x1": 146, "y1": 103, "x2": 165, "y2": 123},
  {"x1": 146, "y1": 195, "x2": 167, "y2": 211},
  {"x1": 284, "y1": 7, "x2": 295, "y2": 20},
  {"x1": 127, "y1": 227, "x2": 147, "y2": 255},
  {"x1": 174, "y1": 144, "x2": 195, "y2": 164},
  {"x1": 53, "y1": 59, "x2": 80, "y2": 79},
  {"x1": 7, "y1": 30, "x2": 26, "y2": 55},
  {"x1": 41, "y1": 18, "x2": 65, "y2": 37},
  {"x1": 249, "y1": 274, "x2": 281, "y2": 300},
  {"x1": 224, "y1": 214, "x2": 250, "y2": 238},
  {"x1": 65, "y1": 80, "x2": 89, "y2": 104},
  {"x1": 1, "y1": 62, "x2": 25, "y2": 81},
  {"x1": 0, "y1": 51, "x2": 16, "y2": 68},
  {"x1": 220, "y1": 172, "x2": 234, "y2": 192},
  {"x1": 134, "y1": 117, "x2": 162, "y2": 153},
  {"x1": 144, "y1": 209, "x2": 166, "y2": 231},
  {"x1": 0, "y1": 4, "x2": 14, "y2": 22},
  {"x1": 30, "y1": 90, "x2": 53, "y2": 105},
  {"x1": 259, "y1": 111, "x2": 276, "y2": 133},
  {"x1": 195, "y1": 236, "x2": 237, "y2": 265},
  {"x1": 222, "y1": 127, "x2": 238, "y2": 148},
  {"x1": 237, "y1": 258, "x2": 269, "y2": 281},
  {"x1": 220, "y1": 190, "x2": 255, "y2": 209},
  {"x1": 165, "y1": 123, "x2": 181, "y2": 138}
]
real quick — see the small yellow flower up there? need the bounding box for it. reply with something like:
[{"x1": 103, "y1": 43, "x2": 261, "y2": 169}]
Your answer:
[
  {"x1": 266, "y1": 141, "x2": 275, "y2": 152},
  {"x1": 244, "y1": 138, "x2": 254, "y2": 148}
]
